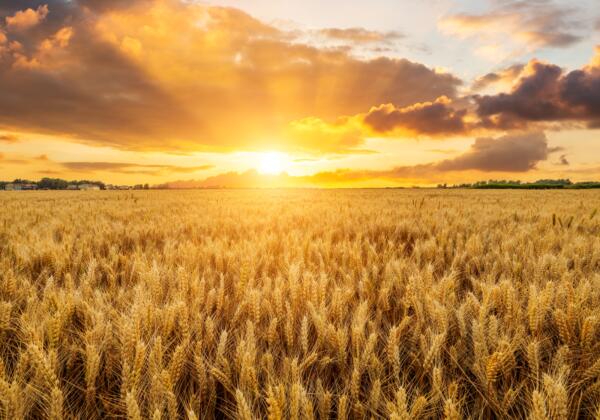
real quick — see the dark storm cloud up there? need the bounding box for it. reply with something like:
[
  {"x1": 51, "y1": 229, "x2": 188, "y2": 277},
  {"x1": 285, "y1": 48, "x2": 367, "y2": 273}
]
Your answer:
[{"x1": 476, "y1": 52, "x2": 600, "y2": 128}]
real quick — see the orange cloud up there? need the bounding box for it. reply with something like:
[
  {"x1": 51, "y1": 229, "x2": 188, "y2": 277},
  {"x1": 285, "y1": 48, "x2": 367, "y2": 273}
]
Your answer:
[
  {"x1": 0, "y1": 152, "x2": 28, "y2": 165},
  {"x1": 1, "y1": 0, "x2": 596, "y2": 165},
  {"x1": 5, "y1": 4, "x2": 48, "y2": 32},
  {"x1": 11, "y1": 25, "x2": 74, "y2": 69},
  {"x1": 285, "y1": 116, "x2": 368, "y2": 154},
  {"x1": 0, "y1": 0, "x2": 461, "y2": 154},
  {"x1": 0, "y1": 133, "x2": 19, "y2": 142}
]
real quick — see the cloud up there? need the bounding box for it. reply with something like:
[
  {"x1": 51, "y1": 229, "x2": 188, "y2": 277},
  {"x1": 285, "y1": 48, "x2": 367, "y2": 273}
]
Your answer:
[
  {"x1": 285, "y1": 116, "x2": 368, "y2": 153},
  {"x1": 472, "y1": 64, "x2": 525, "y2": 91},
  {"x1": 317, "y1": 27, "x2": 403, "y2": 44},
  {"x1": 166, "y1": 170, "x2": 298, "y2": 189},
  {"x1": 5, "y1": 4, "x2": 48, "y2": 32},
  {"x1": 362, "y1": 96, "x2": 469, "y2": 137},
  {"x1": 167, "y1": 132, "x2": 555, "y2": 188},
  {"x1": 282, "y1": 95, "x2": 475, "y2": 145},
  {"x1": 0, "y1": 0, "x2": 462, "y2": 154},
  {"x1": 317, "y1": 132, "x2": 557, "y2": 183},
  {"x1": 475, "y1": 49, "x2": 600, "y2": 128},
  {"x1": 322, "y1": 132, "x2": 555, "y2": 183},
  {"x1": 433, "y1": 131, "x2": 551, "y2": 172},
  {"x1": 37, "y1": 169, "x2": 63, "y2": 175},
  {"x1": 440, "y1": 1, "x2": 582, "y2": 59},
  {"x1": 10, "y1": 25, "x2": 74, "y2": 69},
  {"x1": 76, "y1": 0, "x2": 154, "y2": 12},
  {"x1": 428, "y1": 148, "x2": 460, "y2": 155},
  {"x1": 0, "y1": 133, "x2": 19, "y2": 142},
  {"x1": 0, "y1": 155, "x2": 28, "y2": 164},
  {"x1": 0, "y1": 152, "x2": 29, "y2": 164},
  {"x1": 557, "y1": 154, "x2": 569, "y2": 165},
  {"x1": 59, "y1": 161, "x2": 213, "y2": 175},
  {"x1": 324, "y1": 132, "x2": 553, "y2": 181},
  {"x1": 1, "y1": 0, "x2": 595, "y2": 161}
]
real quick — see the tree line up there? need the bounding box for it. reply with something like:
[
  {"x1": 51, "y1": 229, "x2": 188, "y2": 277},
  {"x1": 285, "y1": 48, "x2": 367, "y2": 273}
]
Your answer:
[{"x1": 439, "y1": 179, "x2": 600, "y2": 189}]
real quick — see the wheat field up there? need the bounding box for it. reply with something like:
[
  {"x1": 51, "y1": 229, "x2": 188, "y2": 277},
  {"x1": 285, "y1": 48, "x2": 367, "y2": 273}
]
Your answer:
[{"x1": 1, "y1": 189, "x2": 600, "y2": 419}]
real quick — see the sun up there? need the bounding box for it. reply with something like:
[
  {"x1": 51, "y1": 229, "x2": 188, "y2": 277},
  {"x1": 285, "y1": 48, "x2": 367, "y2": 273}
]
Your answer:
[{"x1": 258, "y1": 151, "x2": 288, "y2": 175}]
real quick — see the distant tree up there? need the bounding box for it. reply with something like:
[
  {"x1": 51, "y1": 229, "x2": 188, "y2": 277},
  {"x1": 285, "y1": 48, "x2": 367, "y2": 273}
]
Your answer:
[
  {"x1": 13, "y1": 179, "x2": 35, "y2": 184},
  {"x1": 38, "y1": 178, "x2": 69, "y2": 190},
  {"x1": 533, "y1": 179, "x2": 572, "y2": 186}
]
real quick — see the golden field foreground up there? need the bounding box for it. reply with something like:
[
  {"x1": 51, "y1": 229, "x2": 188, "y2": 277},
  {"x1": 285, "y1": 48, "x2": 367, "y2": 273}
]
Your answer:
[{"x1": 1, "y1": 190, "x2": 600, "y2": 420}]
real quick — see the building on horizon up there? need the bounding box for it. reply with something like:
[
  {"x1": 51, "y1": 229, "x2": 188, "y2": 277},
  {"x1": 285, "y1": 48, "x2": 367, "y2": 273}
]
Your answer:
[
  {"x1": 79, "y1": 184, "x2": 101, "y2": 191},
  {"x1": 5, "y1": 183, "x2": 37, "y2": 191}
]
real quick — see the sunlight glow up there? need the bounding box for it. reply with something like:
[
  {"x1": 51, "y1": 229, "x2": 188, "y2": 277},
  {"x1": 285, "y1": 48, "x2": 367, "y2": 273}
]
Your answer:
[{"x1": 258, "y1": 151, "x2": 288, "y2": 175}]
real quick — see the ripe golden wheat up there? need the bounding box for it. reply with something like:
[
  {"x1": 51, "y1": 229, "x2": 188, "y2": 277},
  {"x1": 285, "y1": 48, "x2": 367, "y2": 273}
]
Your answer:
[{"x1": 0, "y1": 189, "x2": 599, "y2": 419}]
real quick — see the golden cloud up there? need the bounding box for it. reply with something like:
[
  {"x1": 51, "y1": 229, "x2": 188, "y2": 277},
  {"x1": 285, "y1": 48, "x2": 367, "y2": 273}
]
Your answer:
[
  {"x1": 362, "y1": 97, "x2": 469, "y2": 137},
  {"x1": 5, "y1": 4, "x2": 48, "y2": 32},
  {"x1": 1, "y1": 0, "x2": 597, "y2": 165},
  {"x1": 0, "y1": 0, "x2": 461, "y2": 154},
  {"x1": 0, "y1": 133, "x2": 20, "y2": 142},
  {"x1": 471, "y1": 64, "x2": 525, "y2": 91},
  {"x1": 285, "y1": 116, "x2": 368, "y2": 153}
]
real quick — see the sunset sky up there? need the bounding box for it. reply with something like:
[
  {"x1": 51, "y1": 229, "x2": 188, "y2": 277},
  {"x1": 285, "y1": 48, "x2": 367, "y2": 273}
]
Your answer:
[{"x1": 1, "y1": 0, "x2": 600, "y2": 187}]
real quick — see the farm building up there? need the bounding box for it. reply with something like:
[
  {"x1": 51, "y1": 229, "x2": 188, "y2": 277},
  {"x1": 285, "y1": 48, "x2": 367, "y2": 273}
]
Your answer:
[
  {"x1": 5, "y1": 184, "x2": 37, "y2": 190},
  {"x1": 79, "y1": 184, "x2": 101, "y2": 191}
]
